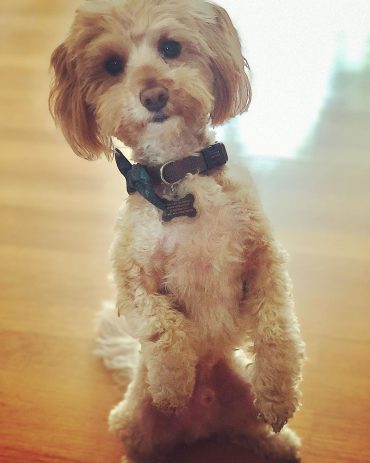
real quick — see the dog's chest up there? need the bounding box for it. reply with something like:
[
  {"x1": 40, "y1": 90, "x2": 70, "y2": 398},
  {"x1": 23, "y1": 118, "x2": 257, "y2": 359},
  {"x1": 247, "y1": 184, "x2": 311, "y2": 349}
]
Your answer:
[{"x1": 146, "y1": 178, "x2": 248, "y2": 329}]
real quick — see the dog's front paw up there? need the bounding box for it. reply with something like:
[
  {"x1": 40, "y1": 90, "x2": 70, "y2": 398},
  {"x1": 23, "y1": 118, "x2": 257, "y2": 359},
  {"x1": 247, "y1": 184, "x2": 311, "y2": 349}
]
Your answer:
[
  {"x1": 250, "y1": 362, "x2": 301, "y2": 433},
  {"x1": 149, "y1": 361, "x2": 196, "y2": 411},
  {"x1": 145, "y1": 347, "x2": 196, "y2": 410},
  {"x1": 255, "y1": 393, "x2": 298, "y2": 433}
]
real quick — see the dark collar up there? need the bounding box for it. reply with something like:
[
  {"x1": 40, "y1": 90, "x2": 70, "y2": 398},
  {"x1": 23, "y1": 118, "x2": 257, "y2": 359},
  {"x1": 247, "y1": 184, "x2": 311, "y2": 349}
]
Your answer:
[
  {"x1": 114, "y1": 143, "x2": 228, "y2": 222},
  {"x1": 143, "y1": 142, "x2": 228, "y2": 186}
]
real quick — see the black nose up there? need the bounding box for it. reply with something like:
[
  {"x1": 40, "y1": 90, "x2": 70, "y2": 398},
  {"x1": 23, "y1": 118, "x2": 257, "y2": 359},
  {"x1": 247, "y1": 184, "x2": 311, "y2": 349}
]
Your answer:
[{"x1": 140, "y1": 85, "x2": 169, "y2": 112}]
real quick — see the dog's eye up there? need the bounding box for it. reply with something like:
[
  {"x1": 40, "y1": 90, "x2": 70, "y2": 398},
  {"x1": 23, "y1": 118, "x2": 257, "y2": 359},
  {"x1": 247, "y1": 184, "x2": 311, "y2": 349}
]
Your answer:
[
  {"x1": 104, "y1": 56, "x2": 124, "y2": 76},
  {"x1": 159, "y1": 40, "x2": 182, "y2": 59}
]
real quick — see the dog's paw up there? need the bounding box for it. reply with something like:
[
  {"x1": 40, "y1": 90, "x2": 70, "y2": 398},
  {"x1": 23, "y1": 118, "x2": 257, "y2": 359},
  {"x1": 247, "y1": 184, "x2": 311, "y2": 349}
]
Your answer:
[
  {"x1": 250, "y1": 426, "x2": 301, "y2": 463},
  {"x1": 144, "y1": 339, "x2": 197, "y2": 411},
  {"x1": 108, "y1": 402, "x2": 128, "y2": 432},
  {"x1": 148, "y1": 358, "x2": 196, "y2": 410},
  {"x1": 255, "y1": 395, "x2": 297, "y2": 433},
  {"x1": 149, "y1": 366, "x2": 195, "y2": 411},
  {"x1": 250, "y1": 365, "x2": 301, "y2": 433}
]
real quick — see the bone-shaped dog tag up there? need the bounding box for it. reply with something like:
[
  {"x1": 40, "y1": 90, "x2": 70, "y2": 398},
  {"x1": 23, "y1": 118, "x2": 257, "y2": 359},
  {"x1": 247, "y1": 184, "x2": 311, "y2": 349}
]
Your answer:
[{"x1": 162, "y1": 194, "x2": 197, "y2": 222}]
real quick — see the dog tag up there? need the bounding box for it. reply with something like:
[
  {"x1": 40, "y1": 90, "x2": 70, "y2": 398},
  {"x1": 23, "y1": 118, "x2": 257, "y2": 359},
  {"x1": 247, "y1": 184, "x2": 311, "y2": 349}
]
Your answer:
[
  {"x1": 115, "y1": 150, "x2": 197, "y2": 222},
  {"x1": 162, "y1": 194, "x2": 197, "y2": 222}
]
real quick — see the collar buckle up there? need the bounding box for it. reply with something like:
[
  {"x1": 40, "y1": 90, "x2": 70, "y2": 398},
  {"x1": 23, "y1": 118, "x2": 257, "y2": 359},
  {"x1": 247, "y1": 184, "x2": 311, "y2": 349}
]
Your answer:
[
  {"x1": 160, "y1": 160, "x2": 178, "y2": 186},
  {"x1": 144, "y1": 143, "x2": 228, "y2": 187},
  {"x1": 160, "y1": 154, "x2": 203, "y2": 186}
]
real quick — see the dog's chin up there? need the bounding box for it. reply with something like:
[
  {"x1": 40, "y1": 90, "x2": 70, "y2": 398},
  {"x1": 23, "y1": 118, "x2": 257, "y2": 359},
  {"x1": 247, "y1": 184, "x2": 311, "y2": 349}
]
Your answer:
[
  {"x1": 136, "y1": 114, "x2": 199, "y2": 160},
  {"x1": 145, "y1": 114, "x2": 182, "y2": 135}
]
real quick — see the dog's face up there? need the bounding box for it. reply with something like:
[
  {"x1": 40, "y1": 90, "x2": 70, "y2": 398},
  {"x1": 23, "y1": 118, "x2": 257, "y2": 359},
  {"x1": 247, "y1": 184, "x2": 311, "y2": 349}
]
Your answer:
[{"x1": 50, "y1": 0, "x2": 250, "y2": 160}]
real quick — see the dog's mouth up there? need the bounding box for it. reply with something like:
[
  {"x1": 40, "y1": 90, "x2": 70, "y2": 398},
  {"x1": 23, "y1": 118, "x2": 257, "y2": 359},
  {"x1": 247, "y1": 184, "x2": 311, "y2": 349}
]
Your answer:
[{"x1": 151, "y1": 112, "x2": 169, "y2": 124}]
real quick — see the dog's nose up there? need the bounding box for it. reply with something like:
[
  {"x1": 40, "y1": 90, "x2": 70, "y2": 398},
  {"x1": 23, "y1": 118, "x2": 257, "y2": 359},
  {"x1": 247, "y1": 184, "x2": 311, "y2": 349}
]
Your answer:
[{"x1": 140, "y1": 86, "x2": 169, "y2": 112}]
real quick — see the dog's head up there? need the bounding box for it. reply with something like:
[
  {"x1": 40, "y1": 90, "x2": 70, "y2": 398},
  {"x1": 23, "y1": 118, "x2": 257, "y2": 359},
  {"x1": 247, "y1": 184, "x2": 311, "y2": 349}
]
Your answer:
[{"x1": 49, "y1": 0, "x2": 251, "y2": 160}]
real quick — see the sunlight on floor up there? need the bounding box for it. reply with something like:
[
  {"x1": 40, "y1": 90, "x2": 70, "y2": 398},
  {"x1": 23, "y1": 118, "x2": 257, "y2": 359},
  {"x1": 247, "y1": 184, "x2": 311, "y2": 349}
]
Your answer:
[{"x1": 216, "y1": 0, "x2": 370, "y2": 159}]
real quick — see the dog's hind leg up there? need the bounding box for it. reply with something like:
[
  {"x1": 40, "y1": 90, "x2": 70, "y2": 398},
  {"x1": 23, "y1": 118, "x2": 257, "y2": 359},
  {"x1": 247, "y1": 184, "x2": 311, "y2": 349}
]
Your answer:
[
  {"x1": 208, "y1": 357, "x2": 301, "y2": 463},
  {"x1": 230, "y1": 426, "x2": 301, "y2": 463},
  {"x1": 110, "y1": 360, "x2": 185, "y2": 463}
]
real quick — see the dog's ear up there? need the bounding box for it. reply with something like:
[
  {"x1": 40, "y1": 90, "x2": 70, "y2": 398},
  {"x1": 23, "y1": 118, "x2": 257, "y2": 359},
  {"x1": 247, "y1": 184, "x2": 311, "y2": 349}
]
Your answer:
[
  {"x1": 208, "y1": 4, "x2": 251, "y2": 126},
  {"x1": 49, "y1": 42, "x2": 111, "y2": 160}
]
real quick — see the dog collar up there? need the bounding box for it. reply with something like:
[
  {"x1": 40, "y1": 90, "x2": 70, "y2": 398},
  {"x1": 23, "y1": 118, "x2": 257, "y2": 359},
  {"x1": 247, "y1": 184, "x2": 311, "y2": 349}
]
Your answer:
[
  {"x1": 144, "y1": 143, "x2": 228, "y2": 186},
  {"x1": 115, "y1": 143, "x2": 228, "y2": 222}
]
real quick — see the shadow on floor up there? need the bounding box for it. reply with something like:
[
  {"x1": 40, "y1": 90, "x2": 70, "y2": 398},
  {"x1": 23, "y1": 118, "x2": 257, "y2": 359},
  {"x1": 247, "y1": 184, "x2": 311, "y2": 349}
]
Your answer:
[{"x1": 167, "y1": 438, "x2": 271, "y2": 463}]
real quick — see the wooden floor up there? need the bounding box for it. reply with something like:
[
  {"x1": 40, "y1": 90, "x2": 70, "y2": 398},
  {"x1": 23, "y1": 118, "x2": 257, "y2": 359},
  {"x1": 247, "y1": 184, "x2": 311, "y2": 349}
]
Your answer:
[{"x1": 0, "y1": 1, "x2": 369, "y2": 462}]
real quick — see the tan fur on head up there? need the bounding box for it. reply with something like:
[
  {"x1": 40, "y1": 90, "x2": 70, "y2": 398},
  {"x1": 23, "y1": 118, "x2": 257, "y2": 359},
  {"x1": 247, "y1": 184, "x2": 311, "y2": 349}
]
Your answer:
[{"x1": 49, "y1": 0, "x2": 251, "y2": 161}]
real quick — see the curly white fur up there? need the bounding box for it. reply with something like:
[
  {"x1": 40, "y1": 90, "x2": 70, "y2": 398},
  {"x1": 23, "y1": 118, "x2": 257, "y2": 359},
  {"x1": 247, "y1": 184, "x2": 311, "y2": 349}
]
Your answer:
[
  {"x1": 50, "y1": 1, "x2": 305, "y2": 462},
  {"x1": 95, "y1": 302, "x2": 140, "y2": 384}
]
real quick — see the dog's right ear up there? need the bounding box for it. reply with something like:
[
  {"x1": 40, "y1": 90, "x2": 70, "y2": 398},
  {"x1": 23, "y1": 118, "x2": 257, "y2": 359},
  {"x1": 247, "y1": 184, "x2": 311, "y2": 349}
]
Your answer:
[
  {"x1": 49, "y1": 42, "x2": 111, "y2": 160},
  {"x1": 207, "y1": 4, "x2": 251, "y2": 126}
]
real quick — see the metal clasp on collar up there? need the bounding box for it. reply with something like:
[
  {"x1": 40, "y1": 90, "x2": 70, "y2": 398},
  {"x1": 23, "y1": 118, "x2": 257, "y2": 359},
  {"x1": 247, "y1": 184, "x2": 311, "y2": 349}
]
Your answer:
[
  {"x1": 159, "y1": 161, "x2": 177, "y2": 186},
  {"x1": 160, "y1": 154, "x2": 203, "y2": 186},
  {"x1": 160, "y1": 160, "x2": 177, "y2": 186}
]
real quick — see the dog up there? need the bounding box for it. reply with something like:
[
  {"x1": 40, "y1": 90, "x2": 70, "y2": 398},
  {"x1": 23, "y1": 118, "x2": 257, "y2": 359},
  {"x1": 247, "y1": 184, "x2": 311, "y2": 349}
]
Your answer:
[{"x1": 50, "y1": 1, "x2": 305, "y2": 462}]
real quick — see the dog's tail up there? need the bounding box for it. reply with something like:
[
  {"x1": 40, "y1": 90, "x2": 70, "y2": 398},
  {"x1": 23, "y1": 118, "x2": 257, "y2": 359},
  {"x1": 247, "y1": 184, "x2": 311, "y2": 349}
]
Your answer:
[{"x1": 94, "y1": 301, "x2": 140, "y2": 386}]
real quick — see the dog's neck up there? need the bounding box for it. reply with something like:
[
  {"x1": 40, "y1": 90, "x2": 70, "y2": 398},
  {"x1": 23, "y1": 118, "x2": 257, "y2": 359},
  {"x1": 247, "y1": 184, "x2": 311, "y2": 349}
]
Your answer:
[{"x1": 132, "y1": 125, "x2": 214, "y2": 167}]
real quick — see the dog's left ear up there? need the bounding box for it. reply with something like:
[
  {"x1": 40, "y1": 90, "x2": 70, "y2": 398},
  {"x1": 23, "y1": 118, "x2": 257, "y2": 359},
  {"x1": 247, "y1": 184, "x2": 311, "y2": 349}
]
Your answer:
[{"x1": 208, "y1": 4, "x2": 251, "y2": 126}]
